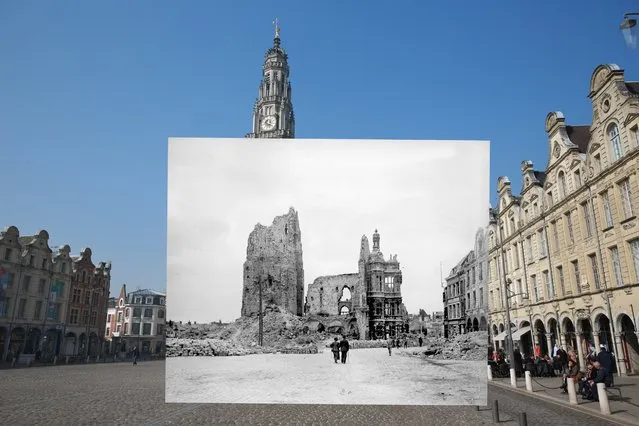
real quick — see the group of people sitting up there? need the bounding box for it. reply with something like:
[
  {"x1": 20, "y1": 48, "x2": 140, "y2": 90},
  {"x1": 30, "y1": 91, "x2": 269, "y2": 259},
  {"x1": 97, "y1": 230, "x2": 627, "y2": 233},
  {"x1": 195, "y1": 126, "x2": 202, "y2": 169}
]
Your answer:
[{"x1": 561, "y1": 344, "x2": 615, "y2": 401}]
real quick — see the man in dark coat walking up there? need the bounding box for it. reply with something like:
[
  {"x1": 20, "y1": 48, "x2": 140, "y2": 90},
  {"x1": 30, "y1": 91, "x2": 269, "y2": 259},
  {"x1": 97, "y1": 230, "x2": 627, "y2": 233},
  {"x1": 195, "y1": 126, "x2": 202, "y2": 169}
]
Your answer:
[
  {"x1": 418, "y1": 336, "x2": 423, "y2": 347},
  {"x1": 330, "y1": 337, "x2": 340, "y2": 363},
  {"x1": 132, "y1": 346, "x2": 139, "y2": 365},
  {"x1": 339, "y1": 336, "x2": 350, "y2": 364},
  {"x1": 597, "y1": 344, "x2": 615, "y2": 385}
]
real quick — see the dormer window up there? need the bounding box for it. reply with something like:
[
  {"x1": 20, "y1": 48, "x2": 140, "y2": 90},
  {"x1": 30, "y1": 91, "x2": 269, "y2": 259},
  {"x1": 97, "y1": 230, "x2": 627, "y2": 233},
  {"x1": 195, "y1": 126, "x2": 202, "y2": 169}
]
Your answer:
[
  {"x1": 119, "y1": 299, "x2": 124, "y2": 307},
  {"x1": 146, "y1": 296, "x2": 153, "y2": 304},
  {"x1": 160, "y1": 297, "x2": 165, "y2": 305},
  {"x1": 134, "y1": 296, "x2": 142, "y2": 304}
]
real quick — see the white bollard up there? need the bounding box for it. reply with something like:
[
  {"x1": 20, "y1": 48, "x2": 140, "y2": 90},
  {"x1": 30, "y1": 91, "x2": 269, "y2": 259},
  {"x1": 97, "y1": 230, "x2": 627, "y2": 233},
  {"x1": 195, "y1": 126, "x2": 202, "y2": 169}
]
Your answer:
[
  {"x1": 596, "y1": 383, "x2": 611, "y2": 415},
  {"x1": 525, "y1": 370, "x2": 533, "y2": 392},
  {"x1": 567, "y1": 378, "x2": 578, "y2": 405},
  {"x1": 86, "y1": 356, "x2": 90, "y2": 364},
  {"x1": 53, "y1": 356, "x2": 58, "y2": 365},
  {"x1": 65, "y1": 356, "x2": 69, "y2": 364},
  {"x1": 510, "y1": 368, "x2": 517, "y2": 388},
  {"x1": 487, "y1": 364, "x2": 493, "y2": 381}
]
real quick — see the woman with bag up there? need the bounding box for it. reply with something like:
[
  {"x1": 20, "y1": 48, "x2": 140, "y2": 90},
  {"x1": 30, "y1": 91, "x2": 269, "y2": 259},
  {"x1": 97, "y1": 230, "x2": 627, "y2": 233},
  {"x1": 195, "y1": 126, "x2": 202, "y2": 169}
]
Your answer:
[{"x1": 560, "y1": 351, "x2": 580, "y2": 393}]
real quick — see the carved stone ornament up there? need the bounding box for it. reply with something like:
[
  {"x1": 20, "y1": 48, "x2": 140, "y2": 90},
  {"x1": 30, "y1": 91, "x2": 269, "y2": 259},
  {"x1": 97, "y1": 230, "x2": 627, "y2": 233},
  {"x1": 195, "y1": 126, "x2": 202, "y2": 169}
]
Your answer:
[
  {"x1": 570, "y1": 159, "x2": 581, "y2": 170},
  {"x1": 623, "y1": 221, "x2": 636, "y2": 230},
  {"x1": 624, "y1": 287, "x2": 633, "y2": 295},
  {"x1": 566, "y1": 298, "x2": 574, "y2": 306},
  {"x1": 553, "y1": 142, "x2": 561, "y2": 158},
  {"x1": 582, "y1": 296, "x2": 593, "y2": 307},
  {"x1": 539, "y1": 304, "x2": 547, "y2": 314},
  {"x1": 552, "y1": 302, "x2": 560, "y2": 311},
  {"x1": 588, "y1": 167, "x2": 595, "y2": 178},
  {"x1": 589, "y1": 143, "x2": 601, "y2": 153},
  {"x1": 605, "y1": 232, "x2": 614, "y2": 238},
  {"x1": 601, "y1": 97, "x2": 611, "y2": 113},
  {"x1": 594, "y1": 68, "x2": 610, "y2": 92},
  {"x1": 575, "y1": 309, "x2": 590, "y2": 319}
]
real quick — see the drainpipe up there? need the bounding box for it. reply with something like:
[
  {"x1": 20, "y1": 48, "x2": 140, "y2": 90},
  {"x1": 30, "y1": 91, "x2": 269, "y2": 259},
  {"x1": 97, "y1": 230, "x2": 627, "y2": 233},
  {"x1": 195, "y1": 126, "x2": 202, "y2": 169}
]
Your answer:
[
  {"x1": 587, "y1": 184, "x2": 624, "y2": 376},
  {"x1": 519, "y1": 231, "x2": 535, "y2": 353}
]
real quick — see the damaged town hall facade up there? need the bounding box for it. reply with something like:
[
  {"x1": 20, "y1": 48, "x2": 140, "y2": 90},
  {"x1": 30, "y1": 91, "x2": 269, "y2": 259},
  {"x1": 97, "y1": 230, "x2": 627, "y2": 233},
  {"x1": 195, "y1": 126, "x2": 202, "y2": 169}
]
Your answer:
[{"x1": 241, "y1": 208, "x2": 409, "y2": 341}]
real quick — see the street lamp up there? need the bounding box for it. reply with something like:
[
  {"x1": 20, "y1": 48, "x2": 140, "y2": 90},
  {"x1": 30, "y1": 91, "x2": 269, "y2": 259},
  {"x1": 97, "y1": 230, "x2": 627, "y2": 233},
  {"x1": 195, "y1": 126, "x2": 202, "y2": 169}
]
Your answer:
[
  {"x1": 620, "y1": 13, "x2": 639, "y2": 49},
  {"x1": 503, "y1": 277, "x2": 529, "y2": 387}
]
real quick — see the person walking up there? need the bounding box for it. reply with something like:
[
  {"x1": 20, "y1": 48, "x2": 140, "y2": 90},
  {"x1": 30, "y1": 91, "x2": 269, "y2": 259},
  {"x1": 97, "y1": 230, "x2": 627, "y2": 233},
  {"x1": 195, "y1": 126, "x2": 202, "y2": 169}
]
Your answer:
[
  {"x1": 597, "y1": 343, "x2": 615, "y2": 386},
  {"x1": 330, "y1": 337, "x2": 340, "y2": 363},
  {"x1": 418, "y1": 336, "x2": 423, "y2": 347},
  {"x1": 339, "y1": 336, "x2": 350, "y2": 364},
  {"x1": 386, "y1": 338, "x2": 393, "y2": 356},
  {"x1": 132, "y1": 346, "x2": 139, "y2": 366}
]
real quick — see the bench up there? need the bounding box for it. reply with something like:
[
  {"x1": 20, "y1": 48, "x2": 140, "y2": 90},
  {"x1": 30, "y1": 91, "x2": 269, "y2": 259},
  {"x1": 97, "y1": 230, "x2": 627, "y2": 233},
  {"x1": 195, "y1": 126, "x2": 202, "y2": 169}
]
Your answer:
[{"x1": 605, "y1": 385, "x2": 623, "y2": 400}]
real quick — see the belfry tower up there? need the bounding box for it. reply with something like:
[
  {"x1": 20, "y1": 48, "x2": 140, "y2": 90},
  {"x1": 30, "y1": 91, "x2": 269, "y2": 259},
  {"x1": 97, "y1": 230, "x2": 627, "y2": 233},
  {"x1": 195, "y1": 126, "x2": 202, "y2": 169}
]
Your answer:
[{"x1": 245, "y1": 19, "x2": 295, "y2": 139}]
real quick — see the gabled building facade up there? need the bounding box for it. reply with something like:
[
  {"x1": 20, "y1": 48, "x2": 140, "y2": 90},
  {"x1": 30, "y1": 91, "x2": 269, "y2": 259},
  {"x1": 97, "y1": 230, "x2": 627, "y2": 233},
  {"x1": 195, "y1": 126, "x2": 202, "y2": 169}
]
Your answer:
[
  {"x1": 106, "y1": 285, "x2": 166, "y2": 355},
  {"x1": 488, "y1": 64, "x2": 639, "y2": 374},
  {"x1": 0, "y1": 227, "x2": 73, "y2": 363}
]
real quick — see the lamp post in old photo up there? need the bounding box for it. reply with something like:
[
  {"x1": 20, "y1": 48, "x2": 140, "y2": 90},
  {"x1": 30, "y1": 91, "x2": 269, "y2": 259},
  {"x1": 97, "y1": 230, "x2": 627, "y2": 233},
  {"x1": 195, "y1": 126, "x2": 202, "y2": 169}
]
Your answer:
[
  {"x1": 620, "y1": 13, "x2": 638, "y2": 49},
  {"x1": 257, "y1": 276, "x2": 263, "y2": 346}
]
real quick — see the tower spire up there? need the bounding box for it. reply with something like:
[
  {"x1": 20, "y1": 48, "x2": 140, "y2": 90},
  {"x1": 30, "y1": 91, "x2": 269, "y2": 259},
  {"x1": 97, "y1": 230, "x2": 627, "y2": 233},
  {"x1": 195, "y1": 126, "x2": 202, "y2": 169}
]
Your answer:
[{"x1": 273, "y1": 18, "x2": 280, "y2": 41}]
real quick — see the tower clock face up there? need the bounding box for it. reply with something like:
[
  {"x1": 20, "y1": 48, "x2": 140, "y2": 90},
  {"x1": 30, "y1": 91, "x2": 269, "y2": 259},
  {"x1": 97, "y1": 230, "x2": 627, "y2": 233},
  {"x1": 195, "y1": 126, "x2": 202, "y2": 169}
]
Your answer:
[{"x1": 261, "y1": 115, "x2": 277, "y2": 131}]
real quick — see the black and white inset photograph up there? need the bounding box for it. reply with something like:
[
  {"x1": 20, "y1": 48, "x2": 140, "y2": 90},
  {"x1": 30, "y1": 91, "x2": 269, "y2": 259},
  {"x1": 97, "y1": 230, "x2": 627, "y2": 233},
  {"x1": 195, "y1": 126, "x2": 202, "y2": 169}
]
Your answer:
[{"x1": 166, "y1": 137, "x2": 489, "y2": 405}]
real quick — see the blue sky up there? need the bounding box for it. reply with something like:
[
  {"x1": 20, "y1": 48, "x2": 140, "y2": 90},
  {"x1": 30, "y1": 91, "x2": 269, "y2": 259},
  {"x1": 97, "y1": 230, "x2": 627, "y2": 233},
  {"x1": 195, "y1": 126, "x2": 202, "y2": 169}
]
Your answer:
[{"x1": 2, "y1": 1, "x2": 638, "y2": 306}]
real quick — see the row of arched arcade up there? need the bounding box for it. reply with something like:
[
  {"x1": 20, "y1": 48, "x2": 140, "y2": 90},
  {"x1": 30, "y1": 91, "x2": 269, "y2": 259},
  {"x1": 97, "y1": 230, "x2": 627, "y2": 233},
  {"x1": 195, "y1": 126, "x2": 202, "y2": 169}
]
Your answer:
[
  {"x1": 465, "y1": 316, "x2": 488, "y2": 332},
  {"x1": 0, "y1": 326, "x2": 102, "y2": 362},
  {"x1": 491, "y1": 310, "x2": 639, "y2": 375}
]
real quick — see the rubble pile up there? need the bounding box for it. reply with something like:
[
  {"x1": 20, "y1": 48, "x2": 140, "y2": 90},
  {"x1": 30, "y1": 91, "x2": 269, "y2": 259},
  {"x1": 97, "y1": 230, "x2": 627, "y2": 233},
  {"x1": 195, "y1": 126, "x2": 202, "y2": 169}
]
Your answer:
[
  {"x1": 401, "y1": 331, "x2": 487, "y2": 361},
  {"x1": 166, "y1": 307, "x2": 323, "y2": 357}
]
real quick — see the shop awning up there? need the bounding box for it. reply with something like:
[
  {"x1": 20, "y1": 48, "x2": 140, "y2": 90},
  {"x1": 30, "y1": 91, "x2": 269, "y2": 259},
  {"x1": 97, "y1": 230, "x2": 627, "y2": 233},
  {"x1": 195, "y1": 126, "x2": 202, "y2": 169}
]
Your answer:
[
  {"x1": 512, "y1": 326, "x2": 532, "y2": 341},
  {"x1": 494, "y1": 327, "x2": 516, "y2": 341}
]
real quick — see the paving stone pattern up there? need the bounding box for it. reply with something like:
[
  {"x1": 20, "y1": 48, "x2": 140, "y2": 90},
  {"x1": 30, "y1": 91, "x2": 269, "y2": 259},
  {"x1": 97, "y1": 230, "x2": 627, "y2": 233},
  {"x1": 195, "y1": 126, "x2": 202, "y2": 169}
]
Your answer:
[{"x1": 0, "y1": 360, "x2": 623, "y2": 425}]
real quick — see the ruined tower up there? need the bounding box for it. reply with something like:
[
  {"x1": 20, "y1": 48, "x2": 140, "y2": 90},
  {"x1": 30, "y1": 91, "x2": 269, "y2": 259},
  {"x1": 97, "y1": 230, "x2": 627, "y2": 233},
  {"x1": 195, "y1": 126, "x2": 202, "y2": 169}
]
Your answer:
[
  {"x1": 241, "y1": 207, "x2": 304, "y2": 317},
  {"x1": 245, "y1": 19, "x2": 295, "y2": 139}
]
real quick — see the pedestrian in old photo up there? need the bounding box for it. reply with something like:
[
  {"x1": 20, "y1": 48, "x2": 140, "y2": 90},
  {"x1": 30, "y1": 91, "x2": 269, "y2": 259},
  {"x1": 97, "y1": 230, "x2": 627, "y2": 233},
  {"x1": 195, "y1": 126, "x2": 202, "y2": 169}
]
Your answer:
[
  {"x1": 339, "y1": 335, "x2": 350, "y2": 364},
  {"x1": 418, "y1": 336, "x2": 423, "y2": 347},
  {"x1": 330, "y1": 337, "x2": 340, "y2": 363},
  {"x1": 386, "y1": 338, "x2": 393, "y2": 356},
  {"x1": 132, "y1": 346, "x2": 139, "y2": 365}
]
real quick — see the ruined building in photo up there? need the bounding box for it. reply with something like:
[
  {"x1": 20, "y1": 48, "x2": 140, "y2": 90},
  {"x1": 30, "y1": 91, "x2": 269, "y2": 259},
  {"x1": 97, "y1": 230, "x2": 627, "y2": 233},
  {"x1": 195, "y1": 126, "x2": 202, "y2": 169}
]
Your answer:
[
  {"x1": 305, "y1": 229, "x2": 409, "y2": 340},
  {"x1": 241, "y1": 207, "x2": 304, "y2": 317}
]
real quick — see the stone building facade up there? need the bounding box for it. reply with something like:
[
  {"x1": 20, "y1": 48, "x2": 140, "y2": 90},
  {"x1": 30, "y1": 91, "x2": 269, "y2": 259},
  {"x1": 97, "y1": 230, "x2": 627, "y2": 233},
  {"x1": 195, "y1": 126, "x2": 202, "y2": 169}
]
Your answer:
[
  {"x1": 488, "y1": 64, "x2": 639, "y2": 374},
  {"x1": 305, "y1": 230, "x2": 409, "y2": 340},
  {"x1": 241, "y1": 207, "x2": 304, "y2": 317},
  {"x1": 245, "y1": 21, "x2": 295, "y2": 139},
  {"x1": 0, "y1": 227, "x2": 73, "y2": 363},
  {"x1": 105, "y1": 285, "x2": 166, "y2": 355},
  {"x1": 444, "y1": 253, "x2": 470, "y2": 338},
  {"x1": 64, "y1": 248, "x2": 111, "y2": 357},
  {"x1": 464, "y1": 228, "x2": 489, "y2": 333}
]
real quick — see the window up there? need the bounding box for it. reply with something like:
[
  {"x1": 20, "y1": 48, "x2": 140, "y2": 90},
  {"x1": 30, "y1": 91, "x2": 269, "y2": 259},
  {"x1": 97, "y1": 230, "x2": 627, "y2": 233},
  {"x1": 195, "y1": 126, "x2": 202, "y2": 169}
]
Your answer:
[
  {"x1": 60, "y1": 262, "x2": 66, "y2": 273},
  {"x1": 131, "y1": 322, "x2": 140, "y2": 335},
  {"x1": 29, "y1": 255, "x2": 34, "y2": 266},
  {"x1": 533, "y1": 203, "x2": 539, "y2": 216},
  {"x1": 41, "y1": 258, "x2": 47, "y2": 269},
  {"x1": 593, "y1": 154, "x2": 602, "y2": 174},
  {"x1": 620, "y1": 179, "x2": 634, "y2": 219},
  {"x1": 557, "y1": 266, "x2": 565, "y2": 296},
  {"x1": 0, "y1": 297, "x2": 10, "y2": 317},
  {"x1": 143, "y1": 308, "x2": 153, "y2": 318},
  {"x1": 70, "y1": 309, "x2": 79, "y2": 324},
  {"x1": 516, "y1": 279, "x2": 523, "y2": 301},
  {"x1": 117, "y1": 312, "x2": 122, "y2": 322},
  {"x1": 82, "y1": 310, "x2": 89, "y2": 325},
  {"x1": 610, "y1": 246, "x2": 624, "y2": 287},
  {"x1": 608, "y1": 123, "x2": 623, "y2": 161},
  {"x1": 72, "y1": 288, "x2": 81, "y2": 303},
  {"x1": 133, "y1": 307, "x2": 141, "y2": 317},
  {"x1": 3, "y1": 248, "x2": 11, "y2": 261},
  {"x1": 479, "y1": 289, "x2": 484, "y2": 307},
  {"x1": 134, "y1": 296, "x2": 142, "y2": 304},
  {"x1": 84, "y1": 290, "x2": 90, "y2": 305},
  {"x1": 479, "y1": 262, "x2": 483, "y2": 280},
  {"x1": 513, "y1": 244, "x2": 520, "y2": 269},
  {"x1": 558, "y1": 171, "x2": 567, "y2": 198},
  {"x1": 116, "y1": 324, "x2": 122, "y2": 333},
  {"x1": 574, "y1": 170, "x2": 582, "y2": 188},
  {"x1": 156, "y1": 324, "x2": 165, "y2": 336},
  {"x1": 38, "y1": 279, "x2": 46, "y2": 294},
  {"x1": 107, "y1": 313, "x2": 112, "y2": 323},
  {"x1": 22, "y1": 275, "x2": 31, "y2": 293},
  {"x1": 33, "y1": 301, "x2": 42, "y2": 320},
  {"x1": 124, "y1": 323, "x2": 128, "y2": 334},
  {"x1": 146, "y1": 296, "x2": 153, "y2": 304},
  {"x1": 91, "y1": 292, "x2": 99, "y2": 306},
  {"x1": 602, "y1": 190, "x2": 614, "y2": 228},
  {"x1": 543, "y1": 270, "x2": 553, "y2": 300},
  {"x1": 630, "y1": 239, "x2": 639, "y2": 281},
  {"x1": 526, "y1": 236, "x2": 533, "y2": 260},
  {"x1": 487, "y1": 260, "x2": 491, "y2": 281},
  {"x1": 566, "y1": 211, "x2": 575, "y2": 244},
  {"x1": 90, "y1": 311, "x2": 97, "y2": 326},
  {"x1": 106, "y1": 328, "x2": 110, "y2": 337},
  {"x1": 538, "y1": 229, "x2": 547, "y2": 257},
  {"x1": 125, "y1": 308, "x2": 130, "y2": 318},
  {"x1": 531, "y1": 275, "x2": 539, "y2": 302},
  {"x1": 81, "y1": 270, "x2": 86, "y2": 282},
  {"x1": 589, "y1": 254, "x2": 601, "y2": 290},
  {"x1": 547, "y1": 191, "x2": 554, "y2": 207},
  {"x1": 6, "y1": 273, "x2": 14, "y2": 289},
  {"x1": 572, "y1": 261, "x2": 581, "y2": 294},
  {"x1": 551, "y1": 221, "x2": 559, "y2": 252},
  {"x1": 158, "y1": 309, "x2": 165, "y2": 319},
  {"x1": 582, "y1": 201, "x2": 594, "y2": 237},
  {"x1": 47, "y1": 303, "x2": 61, "y2": 321},
  {"x1": 160, "y1": 297, "x2": 165, "y2": 305}
]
